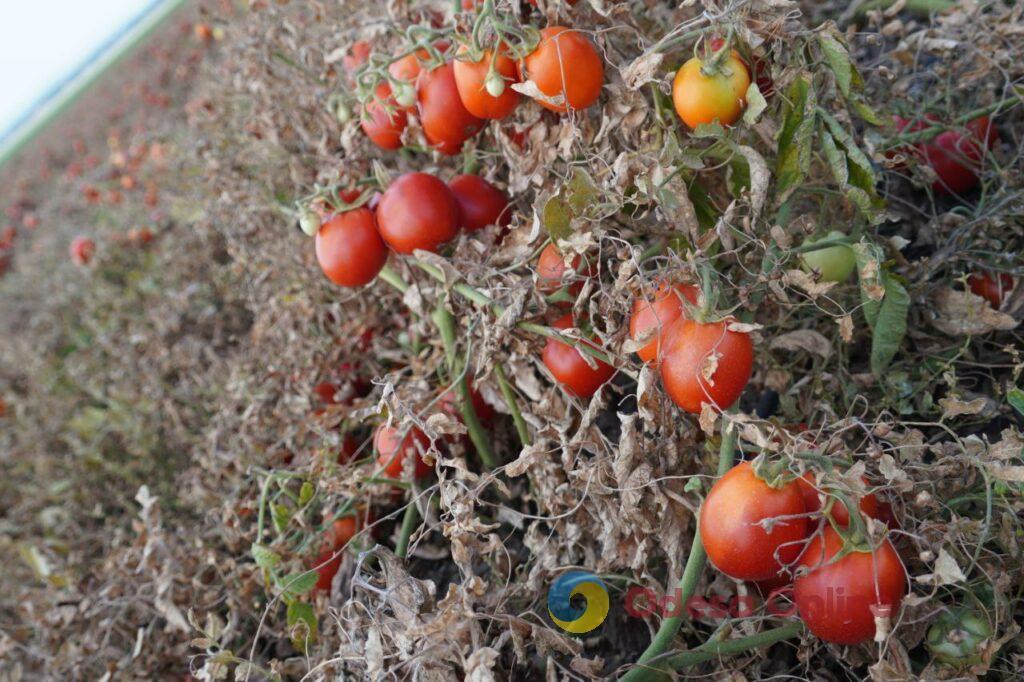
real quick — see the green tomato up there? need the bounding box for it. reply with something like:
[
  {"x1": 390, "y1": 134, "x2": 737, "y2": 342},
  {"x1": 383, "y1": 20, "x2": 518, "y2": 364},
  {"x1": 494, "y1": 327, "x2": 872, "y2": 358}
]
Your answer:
[
  {"x1": 800, "y1": 230, "x2": 856, "y2": 282},
  {"x1": 926, "y1": 608, "x2": 992, "y2": 667},
  {"x1": 298, "y1": 209, "x2": 320, "y2": 237}
]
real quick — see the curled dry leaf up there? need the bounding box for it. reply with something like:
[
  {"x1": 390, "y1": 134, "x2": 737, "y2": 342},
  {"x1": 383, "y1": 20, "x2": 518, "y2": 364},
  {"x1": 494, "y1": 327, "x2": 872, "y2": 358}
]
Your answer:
[{"x1": 931, "y1": 288, "x2": 1019, "y2": 336}]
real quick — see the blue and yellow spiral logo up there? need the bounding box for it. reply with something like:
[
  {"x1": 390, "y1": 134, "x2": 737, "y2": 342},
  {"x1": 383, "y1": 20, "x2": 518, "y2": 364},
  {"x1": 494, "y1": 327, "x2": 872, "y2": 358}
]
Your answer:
[{"x1": 547, "y1": 571, "x2": 609, "y2": 634}]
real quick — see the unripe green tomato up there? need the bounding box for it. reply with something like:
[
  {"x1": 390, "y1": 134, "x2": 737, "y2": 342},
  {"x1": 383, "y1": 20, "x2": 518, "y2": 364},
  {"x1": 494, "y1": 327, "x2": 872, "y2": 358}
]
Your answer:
[
  {"x1": 298, "y1": 209, "x2": 321, "y2": 237},
  {"x1": 800, "y1": 230, "x2": 856, "y2": 282},
  {"x1": 335, "y1": 101, "x2": 352, "y2": 124},
  {"x1": 485, "y1": 70, "x2": 506, "y2": 98},
  {"x1": 926, "y1": 608, "x2": 992, "y2": 667},
  {"x1": 392, "y1": 82, "x2": 416, "y2": 109}
]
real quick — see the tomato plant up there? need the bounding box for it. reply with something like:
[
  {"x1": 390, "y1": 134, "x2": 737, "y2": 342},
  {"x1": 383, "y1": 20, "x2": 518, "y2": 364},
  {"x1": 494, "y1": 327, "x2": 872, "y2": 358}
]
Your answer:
[
  {"x1": 520, "y1": 27, "x2": 603, "y2": 113},
  {"x1": 448, "y1": 174, "x2": 511, "y2": 233},
  {"x1": 343, "y1": 40, "x2": 371, "y2": 76},
  {"x1": 453, "y1": 45, "x2": 520, "y2": 120},
  {"x1": 542, "y1": 313, "x2": 615, "y2": 399},
  {"x1": 536, "y1": 243, "x2": 592, "y2": 294},
  {"x1": 376, "y1": 172, "x2": 461, "y2": 254},
  {"x1": 388, "y1": 49, "x2": 432, "y2": 109},
  {"x1": 439, "y1": 377, "x2": 496, "y2": 426},
  {"x1": 672, "y1": 48, "x2": 750, "y2": 129},
  {"x1": 374, "y1": 424, "x2": 433, "y2": 479},
  {"x1": 360, "y1": 83, "x2": 408, "y2": 150},
  {"x1": 800, "y1": 231, "x2": 857, "y2": 282},
  {"x1": 70, "y1": 236, "x2": 95, "y2": 265},
  {"x1": 417, "y1": 62, "x2": 485, "y2": 155},
  {"x1": 968, "y1": 271, "x2": 1014, "y2": 308},
  {"x1": 315, "y1": 208, "x2": 388, "y2": 287},
  {"x1": 659, "y1": 318, "x2": 754, "y2": 414},
  {"x1": 793, "y1": 525, "x2": 906, "y2": 645},
  {"x1": 699, "y1": 461, "x2": 809, "y2": 582},
  {"x1": 796, "y1": 473, "x2": 881, "y2": 528},
  {"x1": 629, "y1": 282, "x2": 698, "y2": 365}
]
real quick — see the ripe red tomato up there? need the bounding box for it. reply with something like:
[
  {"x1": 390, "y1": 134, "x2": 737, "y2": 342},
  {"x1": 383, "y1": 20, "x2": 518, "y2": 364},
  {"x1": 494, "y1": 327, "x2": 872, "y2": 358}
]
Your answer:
[
  {"x1": 536, "y1": 243, "x2": 592, "y2": 294},
  {"x1": 315, "y1": 208, "x2": 388, "y2": 287},
  {"x1": 894, "y1": 116, "x2": 998, "y2": 195},
  {"x1": 311, "y1": 515, "x2": 363, "y2": 590},
  {"x1": 700, "y1": 461, "x2": 809, "y2": 581},
  {"x1": 417, "y1": 62, "x2": 485, "y2": 155},
  {"x1": 629, "y1": 283, "x2": 699, "y2": 365},
  {"x1": 439, "y1": 378, "x2": 496, "y2": 425},
  {"x1": 542, "y1": 313, "x2": 616, "y2": 399},
  {"x1": 338, "y1": 434, "x2": 359, "y2": 464},
  {"x1": 448, "y1": 174, "x2": 511, "y2": 233},
  {"x1": 361, "y1": 83, "x2": 408, "y2": 150},
  {"x1": 968, "y1": 271, "x2": 1014, "y2": 308},
  {"x1": 343, "y1": 40, "x2": 371, "y2": 75},
  {"x1": 374, "y1": 424, "x2": 433, "y2": 479},
  {"x1": 70, "y1": 236, "x2": 95, "y2": 265},
  {"x1": 453, "y1": 45, "x2": 519, "y2": 119},
  {"x1": 796, "y1": 473, "x2": 881, "y2": 528},
  {"x1": 376, "y1": 172, "x2": 461, "y2": 254},
  {"x1": 313, "y1": 381, "x2": 341, "y2": 405},
  {"x1": 520, "y1": 27, "x2": 603, "y2": 113},
  {"x1": 659, "y1": 318, "x2": 754, "y2": 414},
  {"x1": 672, "y1": 50, "x2": 750, "y2": 129},
  {"x1": 793, "y1": 525, "x2": 906, "y2": 644}
]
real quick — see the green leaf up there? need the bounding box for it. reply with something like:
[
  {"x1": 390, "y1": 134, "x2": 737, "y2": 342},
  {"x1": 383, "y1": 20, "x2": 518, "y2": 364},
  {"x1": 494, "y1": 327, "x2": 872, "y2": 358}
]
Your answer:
[
  {"x1": 868, "y1": 274, "x2": 909, "y2": 375},
  {"x1": 820, "y1": 131, "x2": 848, "y2": 186},
  {"x1": 818, "y1": 32, "x2": 853, "y2": 97},
  {"x1": 287, "y1": 601, "x2": 318, "y2": 651},
  {"x1": 775, "y1": 77, "x2": 814, "y2": 198},
  {"x1": 298, "y1": 481, "x2": 315, "y2": 506},
  {"x1": 742, "y1": 81, "x2": 768, "y2": 125},
  {"x1": 565, "y1": 168, "x2": 600, "y2": 215},
  {"x1": 687, "y1": 177, "x2": 719, "y2": 231},
  {"x1": 251, "y1": 543, "x2": 281, "y2": 571},
  {"x1": 271, "y1": 503, "x2": 291, "y2": 534},
  {"x1": 1008, "y1": 388, "x2": 1024, "y2": 416},
  {"x1": 541, "y1": 193, "x2": 572, "y2": 242},
  {"x1": 850, "y1": 96, "x2": 882, "y2": 126},
  {"x1": 279, "y1": 570, "x2": 319, "y2": 598}
]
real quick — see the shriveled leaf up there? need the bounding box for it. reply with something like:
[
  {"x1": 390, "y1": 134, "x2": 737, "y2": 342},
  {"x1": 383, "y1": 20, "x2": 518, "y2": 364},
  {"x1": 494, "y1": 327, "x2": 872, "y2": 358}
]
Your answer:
[{"x1": 770, "y1": 329, "x2": 833, "y2": 358}]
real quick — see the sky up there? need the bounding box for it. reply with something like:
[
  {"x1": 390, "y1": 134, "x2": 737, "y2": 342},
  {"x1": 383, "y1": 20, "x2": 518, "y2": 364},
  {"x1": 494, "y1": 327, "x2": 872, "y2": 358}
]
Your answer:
[{"x1": 0, "y1": 1, "x2": 155, "y2": 140}]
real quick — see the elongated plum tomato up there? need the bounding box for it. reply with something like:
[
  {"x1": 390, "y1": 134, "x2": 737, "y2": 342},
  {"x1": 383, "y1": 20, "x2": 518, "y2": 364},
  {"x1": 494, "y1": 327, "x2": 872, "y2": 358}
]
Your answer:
[
  {"x1": 793, "y1": 525, "x2": 906, "y2": 644},
  {"x1": 660, "y1": 318, "x2": 754, "y2": 413},
  {"x1": 629, "y1": 283, "x2": 699, "y2": 365},
  {"x1": 700, "y1": 461, "x2": 808, "y2": 581},
  {"x1": 968, "y1": 271, "x2": 1014, "y2": 308},
  {"x1": 536, "y1": 243, "x2": 592, "y2": 294},
  {"x1": 800, "y1": 230, "x2": 856, "y2": 282},
  {"x1": 376, "y1": 172, "x2": 460, "y2": 254},
  {"x1": 374, "y1": 424, "x2": 433, "y2": 479},
  {"x1": 542, "y1": 313, "x2": 615, "y2": 398},
  {"x1": 796, "y1": 473, "x2": 880, "y2": 527},
  {"x1": 315, "y1": 208, "x2": 388, "y2": 287},
  {"x1": 343, "y1": 40, "x2": 371, "y2": 75},
  {"x1": 453, "y1": 44, "x2": 519, "y2": 119},
  {"x1": 311, "y1": 515, "x2": 363, "y2": 590},
  {"x1": 70, "y1": 236, "x2": 95, "y2": 265},
  {"x1": 448, "y1": 174, "x2": 511, "y2": 232},
  {"x1": 520, "y1": 27, "x2": 603, "y2": 113},
  {"x1": 361, "y1": 82, "x2": 407, "y2": 150},
  {"x1": 418, "y1": 62, "x2": 485, "y2": 155},
  {"x1": 672, "y1": 50, "x2": 750, "y2": 129}
]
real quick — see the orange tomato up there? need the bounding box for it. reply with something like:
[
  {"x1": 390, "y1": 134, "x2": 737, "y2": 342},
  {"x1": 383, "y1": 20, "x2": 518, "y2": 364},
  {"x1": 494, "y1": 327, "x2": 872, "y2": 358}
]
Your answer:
[
  {"x1": 453, "y1": 45, "x2": 520, "y2": 120},
  {"x1": 672, "y1": 50, "x2": 750, "y2": 129},
  {"x1": 520, "y1": 27, "x2": 603, "y2": 113},
  {"x1": 629, "y1": 283, "x2": 698, "y2": 365}
]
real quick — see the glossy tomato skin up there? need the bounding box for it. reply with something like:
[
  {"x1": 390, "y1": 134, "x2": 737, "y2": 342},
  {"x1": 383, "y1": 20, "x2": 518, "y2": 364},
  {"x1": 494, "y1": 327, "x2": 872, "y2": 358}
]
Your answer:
[
  {"x1": 361, "y1": 83, "x2": 408, "y2": 150},
  {"x1": 672, "y1": 51, "x2": 750, "y2": 129},
  {"x1": 388, "y1": 49, "x2": 433, "y2": 110},
  {"x1": 536, "y1": 243, "x2": 592, "y2": 294},
  {"x1": 709, "y1": 38, "x2": 773, "y2": 97},
  {"x1": 453, "y1": 45, "x2": 519, "y2": 119},
  {"x1": 418, "y1": 62, "x2": 485, "y2": 155},
  {"x1": 315, "y1": 208, "x2": 388, "y2": 287},
  {"x1": 376, "y1": 173, "x2": 460, "y2": 254},
  {"x1": 968, "y1": 271, "x2": 1014, "y2": 308},
  {"x1": 796, "y1": 473, "x2": 881, "y2": 528},
  {"x1": 520, "y1": 27, "x2": 603, "y2": 113},
  {"x1": 374, "y1": 424, "x2": 433, "y2": 479},
  {"x1": 660, "y1": 319, "x2": 754, "y2": 414},
  {"x1": 629, "y1": 283, "x2": 699, "y2": 365},
  {"x1": 700, "y1": 461, "x2": 809, "y2": 581},
  {"x1": 793, "y1": 526, "x2": 906, "y2": 645},
  {"x1": 448, "y1": 175, "x2": 511, "y2": 233},
  {"x1": 542, "y1": 314, "x2": 615, "y2": 398}
]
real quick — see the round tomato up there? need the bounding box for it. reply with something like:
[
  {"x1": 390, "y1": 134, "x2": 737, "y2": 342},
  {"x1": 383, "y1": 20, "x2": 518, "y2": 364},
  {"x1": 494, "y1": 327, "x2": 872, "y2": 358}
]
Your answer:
[
  {"x1": 376, "y1": 172, "x2": 461, "y2": 254},
  {"x1": 659, "y1": 318, "x2": 754, "y2": 414},
  {"x1": 448, "y1": 174, "x2": 511, "y2": 233},
  {"x1": 700, "y1": 461, "x2": 809, "y2": 581},
  {"x1": 374, "y1": 424, "x2": 433, "y2": 479},
  {"x1": 418, "y1": 62, "x2": 485, "y2": 155},
  {"x1": 439, "y1": 378, "x2": 496, "y2": 426},
  {"x1": 361, "y1": 83, "x2": 408, "y2": 150},
  {"x1": 672, "y1": 50, "x2": 750, "y2": 129},
  {"x1": 536, "y1": 243, "x2": 592, "y2": 294},
  {"x1": 895, "y1": 116, "x2": 998, "y2": 195},
  {"x1": 793, "y1": 525, "x2": 906, "y2": 645},
  {"x1": 453, "y1": 45, "x2": 519, "y2": 119},
  {"x1": 542, "y1": 313, "x2": 615, "y2": 398},
  {"x1": 800, "y1": 231, "x2": 856, "y2": 282},
  {"x1": 629, "y1": 283, "x2": 699, "y2": 365},
  {"x1": 70, "y1": 236, "x2": 95, "y2": 265},
  {"x1": 315, "y1": 208, "x2": 388, "y2": 287},
  {"x1": 968, "y1": 271, "x2": 1014, "y2": 308},
  {"x1": 796, "y1": 473, "x2": 880, "y2": 528},
  {"x1": 709, "y1": 37, "x2": 773, "y2": 98},
  {"x1": 520, "y1": 27, "x2": 603, "y2": 113}
]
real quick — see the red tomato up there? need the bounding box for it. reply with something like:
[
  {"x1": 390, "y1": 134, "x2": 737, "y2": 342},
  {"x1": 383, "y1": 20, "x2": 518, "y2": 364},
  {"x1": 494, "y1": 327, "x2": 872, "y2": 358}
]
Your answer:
[
  {"x1": 374, "y1": 424, "x2": 433, "y2": 479},
  {"x1": 659, "y1": 318, "x2": 753, "y2": 414},
  {"x1": 796, "y1": 473, "x2": 881, "y2": 528},
  {"x1": 343, "y1": 40, "x2": 371, "y2": 75},
  {"x1": 542, "y1": 313, "x2": 616, "y2": 399},
  {"x1": 968, "y1": 271, "x2": 1014, "y2": 308},
  {"x1": 361, "y1": 83, "x2": 408, "y2": 150},
  {"x1": 338, "y1": 434, "x2": 359, "y2": 465},
  {"x1": 453, "y1": 44, "x2": 519, "y2": 119},
  {"x1": 376, "y1": 172, "x2": 460, "y2": 254},
  {"x1": 700, "y1": 461, "x2": 809, "y2": 581},
  {"x1": 793, "y1": 526, "x2": 906, "y2": 644},
  {"x1": 520, "y1": 27, "x2": 603, "y2": 113},
  {"x1": 895, "y1": 116, "x2": 998, "y2": 195},
  {"x1": 315, "y1": 208, "x2": 388, "y2": 287},
  {"x1": 313, "y1": 381, "x2": 341, "y2": 405},
  {"x1": 629, "y1": 283, "x2": 699, "y2": 365},
  {"x1": 448, "y1": 174, "x2": 511, "y2": 233},
  {"x1": 439, "y1": 378, "x2": 496, "y2": 426},
  {"x1": 536, "y1": 243, "x2": 592, "y2": 294},
  {"x1": 417, "y1": 62, "x2": 485, "y2": 155},
  {"x1": 70, "y1": 236, "x2": 95, "y2": 265},
  {"x1": 310, "y1": 515, "x2": 363, "y2": 590}
]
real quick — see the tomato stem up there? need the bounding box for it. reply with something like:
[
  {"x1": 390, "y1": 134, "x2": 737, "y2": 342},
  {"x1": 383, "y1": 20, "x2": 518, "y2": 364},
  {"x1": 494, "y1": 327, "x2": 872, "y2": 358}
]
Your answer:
[
  {"x1": 395, "y1": 498, "x2": 420, "y2": 559},
  {"x1": 660, "y1": 622, "x2": 804, "y2": 670},
  {"x1": 495, "y1": 363, "x2": 532, "y2": 447}
]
